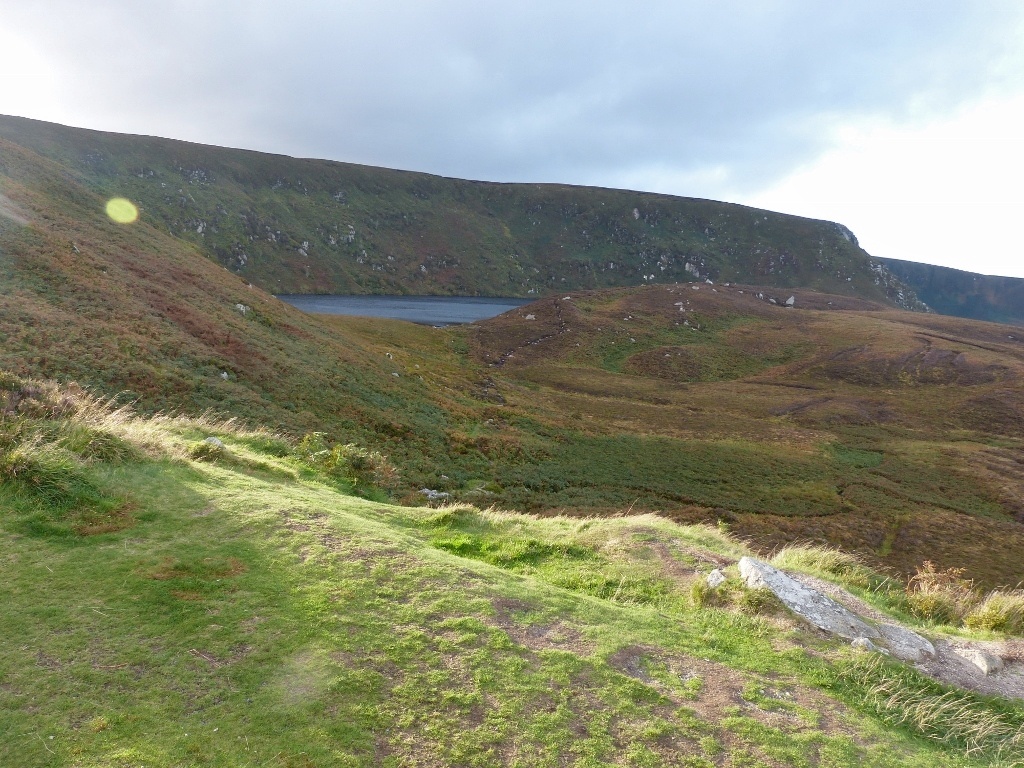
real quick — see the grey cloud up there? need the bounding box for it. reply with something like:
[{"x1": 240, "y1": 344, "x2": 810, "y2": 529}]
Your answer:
[{"x1": 5, "y1": 0, "x2": 1024, "y2": 197}]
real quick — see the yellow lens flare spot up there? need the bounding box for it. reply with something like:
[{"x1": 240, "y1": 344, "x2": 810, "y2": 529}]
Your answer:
[{"x1": 105, "y1": 197, "x2": 139, "y2": 224}]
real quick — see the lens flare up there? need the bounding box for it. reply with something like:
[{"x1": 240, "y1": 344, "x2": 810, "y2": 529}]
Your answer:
[{"x1": 105, "y1": 197, "x2": 139, "y2": 224}]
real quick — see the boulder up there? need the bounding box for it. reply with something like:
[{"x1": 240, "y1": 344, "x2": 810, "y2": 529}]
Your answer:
[
  {"x1": 738, "y1": 557, "x2": 879, "y2": 640},
  {"x1": 706, "y1": 569, "x2": 727, "y2": 589},
  {"x1": 876, "y1": 623, "x2": 935, "y2": 663},
  {"x1": 953, "y1": 647, "x2": 1004, "y2": 676}
]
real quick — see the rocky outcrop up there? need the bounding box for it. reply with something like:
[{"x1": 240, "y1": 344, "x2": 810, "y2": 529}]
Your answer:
[
  {"x1": 738, "y1": 557, "x2": 935, "y2": 663},
  {"x1": 738, "y1": 557, "x2": 879, "y2": 640}
]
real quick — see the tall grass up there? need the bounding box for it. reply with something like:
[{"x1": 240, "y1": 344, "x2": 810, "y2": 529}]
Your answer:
[
  {"x1": 770, "y1": 544, "x2": 880, "y2": 590},
  {"x1": 839, "y1": 655, "x2": 1024, "y2": 760},
  {"x1": 965, "y1": 591, "x2": 1024, "y2": 635},
  {"x1": 906, "y1": 561, "x2": 981, "y2": 625}
]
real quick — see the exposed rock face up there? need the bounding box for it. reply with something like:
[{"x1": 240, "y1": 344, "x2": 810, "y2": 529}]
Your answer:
[
  {"x1": 877, "y1": 623, "x2": 935, "y2": 663},
  {"x1": 738, "y1": 557, "x2": 879, "y2": 640},
  {"x1": 740, "y1": 558, "x2": 939, "y2": 664}
]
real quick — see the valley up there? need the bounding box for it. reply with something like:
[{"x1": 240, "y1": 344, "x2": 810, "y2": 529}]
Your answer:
[{"x1": 2, "y1": 116, "x2": 1024, "y2": 765}]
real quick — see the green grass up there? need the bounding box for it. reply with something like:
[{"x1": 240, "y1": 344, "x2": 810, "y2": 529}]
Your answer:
[
  {"x1": 2, "y1": 121, "x2": 1024, "y2": 591},
  {"x1": 2, "y1": 386, "x2": 1022, "y2": 766}
]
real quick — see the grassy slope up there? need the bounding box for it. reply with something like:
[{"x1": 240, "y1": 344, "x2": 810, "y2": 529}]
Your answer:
[
  {"x1": 2, "y1": 391, "x2": 1022, "y2": 767},
  {"x1": 0, "y1": 134, "x2": 488, "y2": 483},
  {"x1": 0, "y1": 114, "x2": 920, "y2": 306},
  {"x1": 462, "y1": 287, "x2": 1024, "y2": 587},
  {"x1": 2, "y1": 127, "x2": 1023, "y2": 588}
]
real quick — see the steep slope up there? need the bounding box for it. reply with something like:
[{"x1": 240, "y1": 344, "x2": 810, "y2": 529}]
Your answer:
[
  {"x1": 879, "y1": 257, "x2": 1024, "y2": 327},
  {"x1": 0, "y1": 114, "x2": 920, "y2": 305},
  {"x1": 3, "y1": 123, "x2": 1023, "y2": 587},
  {"x1": 0, "y1": 134, "x2": 468, "y2": 476}
]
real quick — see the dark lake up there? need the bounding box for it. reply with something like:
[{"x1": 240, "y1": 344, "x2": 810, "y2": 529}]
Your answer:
[{"x1": 276, "y1": 295, "x2": 533, "y2": 325}]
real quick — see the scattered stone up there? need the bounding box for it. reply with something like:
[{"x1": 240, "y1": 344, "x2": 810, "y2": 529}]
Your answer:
[
  {"x1": 235, "y1": 303, "x2": 250, "y2": 315},
  {"x1": 706, "y1": 569, "x2": 727, "y2": 589},
  {"x1": 524, "y1": 314, "x2": 536, "y2": 320},
  {"x1": 419, "y1": 488, "x2": 450, "y2": 502},
  {"x1": 220, "y1": 372, "x2": 229, "y2": 380},
  {"x1": 877, "y1": 624, "x2": 935, "y2": 663},
  {"x1": 738, "y1": 557, "x2": 880, "y2": 640},
  {"x1": 954, "y1": 648, "x2": 1004, "y2": 676},
  {"x1": 785, "y1": 296, "x2": 795, "y2": 307},
  {"x1": 203, "y1": 437, "x2": 225, "y2": 448}
]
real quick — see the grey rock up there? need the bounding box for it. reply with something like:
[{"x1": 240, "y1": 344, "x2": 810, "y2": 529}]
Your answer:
[
  {"x1": 738, "y1": 557, "x2": 880, "y2": 640},
  {"x1": 418, "y1": 488, "x2": 450, "y2": 502},
  {"x1": 203, "y1": 437, "x2": 225, "y2": 448},
  {"x1": 851, "y1": 637, "x2": 884, "y2": 653},
  {"x1": 953, "y1": 647, "x2": 1004, "y2": 676},
  {"x1": 706, "y1": 569, "x2": 727, "y2": 589},
  {"x1": 876, "y1": 623, "x2": 935, "y2": 663}
]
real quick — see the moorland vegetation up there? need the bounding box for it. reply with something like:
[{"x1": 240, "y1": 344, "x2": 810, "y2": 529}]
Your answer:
[{"x1": 2, "y1": 116, "x2": 1024, "y2": 764}]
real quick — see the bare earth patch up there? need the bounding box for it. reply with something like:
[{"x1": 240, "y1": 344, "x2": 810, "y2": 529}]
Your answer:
[{"x1": 490, "y1": 596, "x2": 595, "y2": 655}]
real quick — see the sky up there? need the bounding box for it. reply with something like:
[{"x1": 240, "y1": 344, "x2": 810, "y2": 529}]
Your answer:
[{"x1": 2, "y1": 1, "x2": 1024, "y2": 277}]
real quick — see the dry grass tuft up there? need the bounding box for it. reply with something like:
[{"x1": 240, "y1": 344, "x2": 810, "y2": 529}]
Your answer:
[
  {"x1": 964, "y1": 591, "x2": 1024, "y2": 635},
  {"x1": 845, "y1": 655, "x2": 1024, "y2": 759},
  {"x1": 906, "y1": 561, "x2": 981, "y2": 625},
  {"x1": 770, "y1": 543, "x2": 879, "y2": 590}
]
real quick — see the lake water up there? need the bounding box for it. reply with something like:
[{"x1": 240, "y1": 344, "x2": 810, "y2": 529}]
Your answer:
[{"x1": 276, "y1": 295, "x2": 533, "y2": 325}]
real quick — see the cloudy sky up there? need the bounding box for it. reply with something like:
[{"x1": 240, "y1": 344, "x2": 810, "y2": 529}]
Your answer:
[{"x1": 3, "y1": 1, "x2": 1024, "y2": 276}]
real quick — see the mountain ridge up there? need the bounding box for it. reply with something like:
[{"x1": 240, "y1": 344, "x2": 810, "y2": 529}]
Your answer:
[{"x1": 0, "y1": 114, "x2": 922, "y2": 308}]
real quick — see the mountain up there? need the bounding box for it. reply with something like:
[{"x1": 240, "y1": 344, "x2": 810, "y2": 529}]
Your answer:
[
  {"x1": 6, "y1": 115, "x2": 1024, "y2": 766},
  {"x1": 878, "y1": 257, "x2": 1024, "y2": 327},
  {"x1": 0, "y1": 114, "x2": 922, "y2": 307},
  {"x1": 2, "y1": 115, "x2": 1024, "y2": 588}
]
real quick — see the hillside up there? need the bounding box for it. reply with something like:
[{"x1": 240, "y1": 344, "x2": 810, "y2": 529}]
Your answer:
[
  {"x1": 5, "y1": 115, "x2": 1024, "y2": 764},
  {"x1": 2, "y1": 380, "x2": 1023, "y2": 766},
  {"x1": 0, "y1": 114, "x2": 921, "y2": 306},
  {"x1": 3, "y1": 128, "x2": 1024, "y2": 587},
  {"x1": 878, "y1": 257, "x2": 1024, "y2": 327}
]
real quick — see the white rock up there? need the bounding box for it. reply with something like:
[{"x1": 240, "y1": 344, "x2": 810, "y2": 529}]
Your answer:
[
  {"x1": 876, "y1": 624, "x2": 935, "y2": 662},
  {"x1": 953, "y1": 648, "x2": 1004, "y2": 676},
  {"x1": 524, "y1": 313, "x2": 536, "y2": 320},
  {"x1": 203, "y1": 437, "x2": 225, "y2": 448},
  {"x1": 706, "y1": 569, "x2": 727, "y2": 589},
  {"x1": 785, "y1": 296, "x2": 795, "y2": 306},
  {"x1": 738, "y1": 557, "x2": 880, "y2": 640}
]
